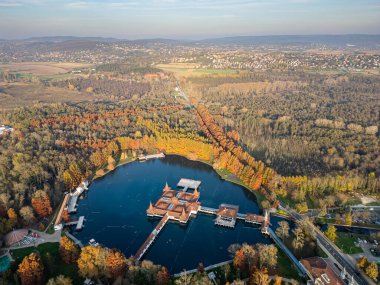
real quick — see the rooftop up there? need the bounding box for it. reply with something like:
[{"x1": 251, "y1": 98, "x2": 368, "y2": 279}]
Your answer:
[
  {"x1": 147, "y1": 182, "x2": 200, "y2": 223},
  {"x1": 301, "y1": 257, "x2": 345, "y2": 285}
]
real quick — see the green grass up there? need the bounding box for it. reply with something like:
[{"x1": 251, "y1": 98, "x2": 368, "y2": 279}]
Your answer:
[
  {"x1": 10, "y1": 243, "x2": 83, "y2": 284},
  {"x1": 276, "y1": 246, "x2": 303, "y2": 280},
  {"x1": 334, "y1": 232, "x2": 364, "y2": 254}
]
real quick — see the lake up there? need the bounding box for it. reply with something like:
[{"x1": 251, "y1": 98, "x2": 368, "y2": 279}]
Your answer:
[{"x1": 72, "y1": 155, "x2": 282, "y2": 273}]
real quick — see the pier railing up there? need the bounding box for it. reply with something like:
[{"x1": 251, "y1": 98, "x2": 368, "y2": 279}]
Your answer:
[{"x1": 135, "y1": 213, "x2": 169, "y2": 260}]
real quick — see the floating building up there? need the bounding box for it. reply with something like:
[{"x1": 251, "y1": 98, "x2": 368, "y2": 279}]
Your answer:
[
  {"x1": 215, "y1": 204, "x2": 239, "y2": 228},
  {"x1": 147, "y1": 181, "x2": 200, "y2": 223}
]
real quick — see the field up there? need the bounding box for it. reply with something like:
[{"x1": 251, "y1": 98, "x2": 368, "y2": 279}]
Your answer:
[
  {"x1": 156, "y1": 63, "x2": 241, "y2": 78},
  {"x1": 0, "y1": 62, "x2": 93, "y2": 76},
  {"x1": 0, "y1": 82, "x2": 100, "y2": 110},
  {"x1": 335, "y1": 232, "x2": 364, "y2": 254}
]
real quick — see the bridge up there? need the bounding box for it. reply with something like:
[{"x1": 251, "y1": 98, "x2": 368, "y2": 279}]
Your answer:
[
  {"x1": 267, "y1": 227, "x2": 307, "y2": 276},
  {"x1": 198, "y1": 206, "x2": 218, "y2": 215},
  {"x1": 135, "y1": 214, "x2": 169, "y2": 260},
  {"x1": 65, "y1": 232, "x2": 84, "y2": 248}
]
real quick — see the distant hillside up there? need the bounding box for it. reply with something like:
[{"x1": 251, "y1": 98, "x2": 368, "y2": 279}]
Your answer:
[
  {"x1": 197, "y1": 34, "x2": 380, "y2": 48},
  {"x1": 25, "y1": 36, "x2": 121, "y2": 43}
]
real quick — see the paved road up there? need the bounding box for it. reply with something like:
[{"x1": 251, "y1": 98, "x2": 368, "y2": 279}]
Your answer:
[{"x1": 281, "y1": 203, "x2": 370, "y2": 285}]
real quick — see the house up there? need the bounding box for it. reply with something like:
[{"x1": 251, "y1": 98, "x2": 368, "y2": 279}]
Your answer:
[{"x1": 301, "y1": 257, "x2": 345, "y2": 285}]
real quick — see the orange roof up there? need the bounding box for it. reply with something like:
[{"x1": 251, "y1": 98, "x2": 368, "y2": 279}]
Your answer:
[
  {"x1": 217, "y1": 206, "x2": 238, "y2": 219},
  {"x1": 301, "y1": 257, "x2": 345, "y2": 285}
]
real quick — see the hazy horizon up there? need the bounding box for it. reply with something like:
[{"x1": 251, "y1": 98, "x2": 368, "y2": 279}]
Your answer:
[{"x1": 1, "y1": 0, "x2": 379, "y2": 39}]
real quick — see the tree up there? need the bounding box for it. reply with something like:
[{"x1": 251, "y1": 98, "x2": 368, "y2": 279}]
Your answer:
[
  {"x1": 276, "y1": 221, "x2": 290, "y2": 241},
  {"x1": 31, "y1": 190, "x2": 52, "y2": 218},
  {"x1": 46, "y1": 275, "x2": 72, "y2": 285},
  {"x1": 356, "y1": 256, "x2": 368, "y2": 269},
  {"x1": 105, "y1": 249, "x2": 127, "y2": 280},
  {"x1": 19, "y1": 206, "x2": 35, "y2": 225},
  {"x1": 7, "y1": 207, "x2": 18, "y2": 227},
  {"x1": 365, "y1": 262, "x2": 378, "y2": 279},
  {"x1": 175, "y1": 270, "x2": 192, "y2": 285},
  {"x1": 249, "y1": 267, "x2": 270, "y2": 285},
  {"x1": 156, "y1": 267, "x2": 170, "y2": 285},
  {"x1": 17, "y1": 253, "x2": 44, "y2": 285},
  {"x1": 325, "y1": 225, "x2": 337, "y2": 243},
  {"x1": 242, "y1": 244, "x2": 258, "y2": 271},
  {"x1": 273, "y1": 275, "x2": 282, "y2": 285},
  {"x1": 77, "y1": 246, "x2": 106, "y2": 278},
  {"x1": 233, "y1": 248, "x2": 246, "y2": 271},
  {"x1": 345, "y1": 211, "x2": 352, "y2": 226},
  {"x1": 222, "y1": 263, "x2": 230, "y2": 282},
  {"x1": 257, "y1": 244, "x2": 277, "y2": 268},
  {"x1": 292, "y1": 227, "x2": 305, "y2": 250},
  {"x1": 59, "y1": 236, "x2": 79, "y2": 264}
]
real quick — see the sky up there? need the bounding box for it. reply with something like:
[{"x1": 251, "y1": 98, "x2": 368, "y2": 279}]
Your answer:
[{"x1": 0, "y1": 0, "x2": 379, "y2": 39}]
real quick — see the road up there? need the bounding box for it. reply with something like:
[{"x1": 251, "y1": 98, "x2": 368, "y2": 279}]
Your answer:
[{"x1": 281, "y1": 203, "x2": 370, "y2": 285}]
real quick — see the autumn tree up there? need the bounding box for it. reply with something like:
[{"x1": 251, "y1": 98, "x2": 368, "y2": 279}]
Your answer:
[
  {"x1": 365, "y1": 262, "x2": 378, "y2": 279},
  {"x1": 249, "y1": 267, "x2": 270, "y2": 285},
  {"x1": 77, "y1": 246, "x2": 107, "y2": 279},
  {"x1": 276, "y1": 221, "x2": 290, "y2": 241},
  {"x1": 156, "y1": 267, "x2": 170, "y2": 285},
  {"x1": 292, "y1": 227, "x2": 305, "y2": 250},
  {"x1": 7, "y1": 207, "x2": 18, "y2": 227},
  {"x1": 105, "y1": 249, "x2": 127, "y2": 280},
  {"x1": 31, "y1": 190, "x2": 52, "y2": 218},
  {"x1": 356, "y1": 256, "x2": 368, "y2": 269},
  {"x1": 59, "y1": 236, "x2": 79, "y2": 264},
  {"x1": 19, "y1": 206, "x2": 35, "y2": 225},
  {"x1": 46, "y1": 275, "x2": 72, "y2": 285},
  {"x1": 345, "y1": 211, "x2": 352, "y2": 226},
  {"x1": 17, "y1": 253, "x2": 44, "y2": 285},
  {"x1": 273, "y1": 275, "x2": 282, "y2": 285},
  {"x1": 325, "y1": 225, "x2": 337, "y2": 243},
  {"x1": 257, "y1": 244, "x2": 277, "y2": 268}
]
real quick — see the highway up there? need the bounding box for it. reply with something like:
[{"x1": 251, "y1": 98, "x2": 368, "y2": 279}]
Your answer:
[{"x1": 281, "y1": 203, "x2": 370, "y2": 285}]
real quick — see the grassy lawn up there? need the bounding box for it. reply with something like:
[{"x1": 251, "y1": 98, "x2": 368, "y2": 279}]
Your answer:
[
  {"x1": 276, "y1": 247, "x2": 303, "y2": 280},
  {"x1": 334, "y1": 232, "x2": 364, "y2": 254},
  {"x1": 10, "y1": 243, "x2": 83, "y2": 284}
]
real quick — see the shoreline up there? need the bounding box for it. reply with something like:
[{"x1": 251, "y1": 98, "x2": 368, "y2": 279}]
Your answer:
[{"x1": 92, "y1": 152, "x2": 265, "y2": 205}]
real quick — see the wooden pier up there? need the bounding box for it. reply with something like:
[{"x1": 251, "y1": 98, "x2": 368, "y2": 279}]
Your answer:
[
  {"x1": 64, "y1": 216, "x2": 85, "y2": 230},
  {"x1": 138, "y1": 153, "x2": 165, "y2": 161},
  {"x1": 67, "y1": 195, "x2": 78, "y2": 213},
  {"x1": 177, "y1": 178, "x2": 201, "y2": 191},
  {"x1": 135, "y1": 214, "x2": 169, "y2": 260}
]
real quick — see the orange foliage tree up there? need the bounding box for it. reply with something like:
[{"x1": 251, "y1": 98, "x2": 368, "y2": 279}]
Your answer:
[
  {"x1": 105, "y1": 249, "x2": 127, "y2": 280},
  {"x1": 155, "y1": 267, "x2": 170, "y2": 285},
  {"x1": 17, "y1": 253, "x2": 44, "y2": 285},
  {"x1": 59, "y1": 236, "x2": 79, "y2": 264},
  {"x1": 31, "y1": 190, "x2": 52, "y2": 218}
]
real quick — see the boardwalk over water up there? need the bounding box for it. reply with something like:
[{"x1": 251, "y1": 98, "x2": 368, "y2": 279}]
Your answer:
[
  {"x1": 65, "y1": 232, "x2": 84, "y2": 248},
  {"x1": 135, "y1": 214, "x2": 170, "y2": 260}
]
